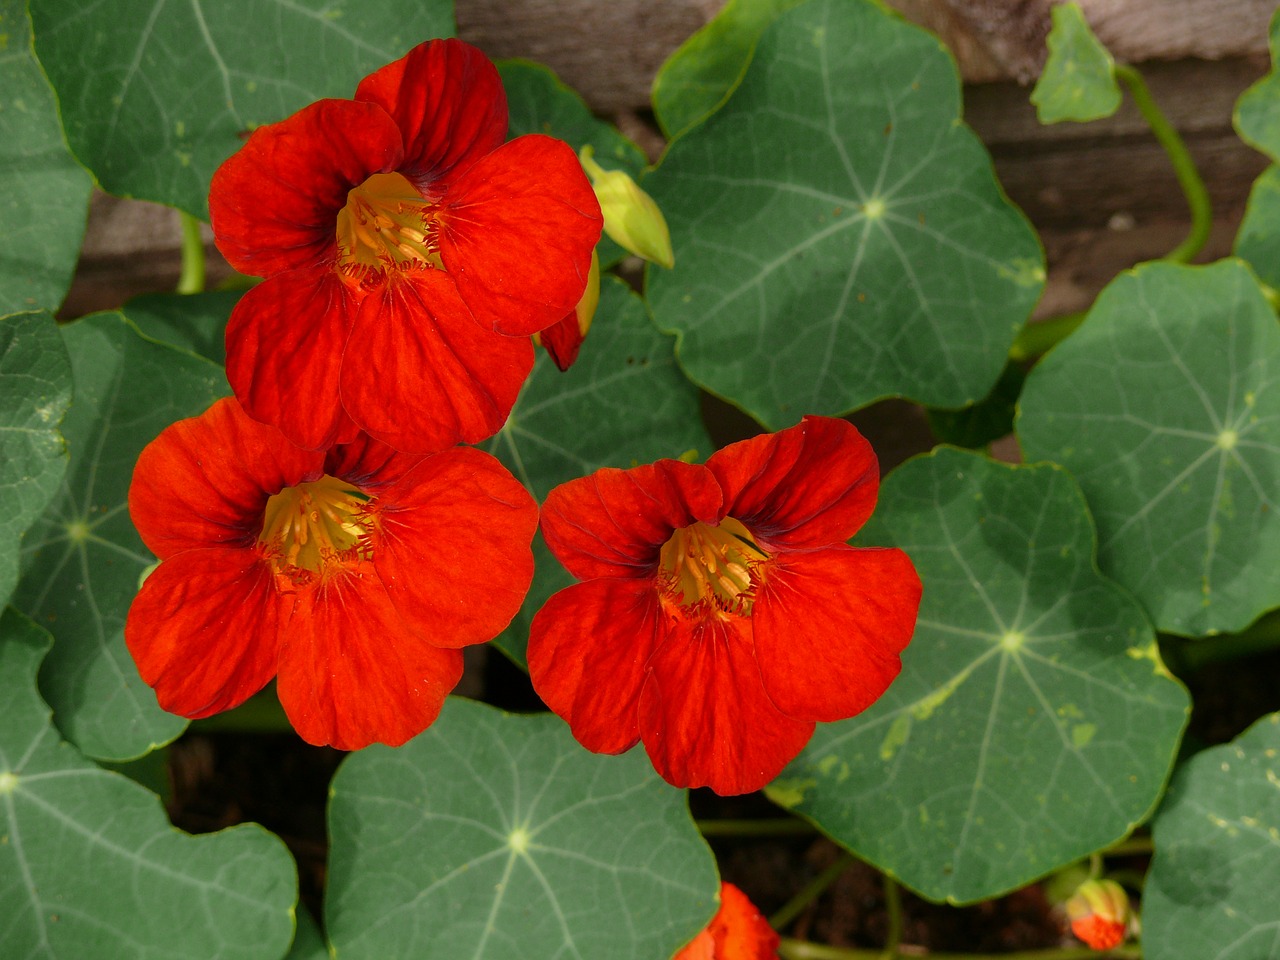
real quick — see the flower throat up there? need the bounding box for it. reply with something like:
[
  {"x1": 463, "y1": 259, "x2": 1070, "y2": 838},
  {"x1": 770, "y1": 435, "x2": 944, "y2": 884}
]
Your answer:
[
  {"x1": 336, "y1": 172, "x2": 443, "y2": 280},
  {"x1": 659, "y1": 518, "x2": 769, "y2": 618},
  {"x1": 259, "y1": 475, "x2": 374, "y2": 581}
]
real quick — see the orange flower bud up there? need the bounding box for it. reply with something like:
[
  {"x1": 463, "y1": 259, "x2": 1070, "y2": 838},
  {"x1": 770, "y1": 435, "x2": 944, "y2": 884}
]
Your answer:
[{"x1": 1066, "y1": 878, "x2": 1130, "y2": 951}]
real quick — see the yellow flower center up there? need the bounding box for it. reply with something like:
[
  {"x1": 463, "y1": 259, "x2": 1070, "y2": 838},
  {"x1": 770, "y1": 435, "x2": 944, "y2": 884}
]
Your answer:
[
  {"x1": 658, "y1": 517, "x2": 770, "y2": 619},
  {"x1": 258, "y1": 474, "x2": 375, "y2": 583},
  {"x1": 335, "y1": 171, "x2": 442, "y2": 283}
]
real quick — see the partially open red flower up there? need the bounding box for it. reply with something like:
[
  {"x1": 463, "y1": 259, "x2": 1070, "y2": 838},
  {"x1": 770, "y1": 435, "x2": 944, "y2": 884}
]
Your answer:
[
  {"x1": 125, "y1": 397, "x2": 537, "y2": 750},
  {"x1": 675, "y1": 883, "x2": 778, "y2": 960},
  {"x1": 210, "y1": 38, "x2": 602, "y2": 453},
  {"x1": 528, "y1": 416, "x2": 922, "y2": 795}
]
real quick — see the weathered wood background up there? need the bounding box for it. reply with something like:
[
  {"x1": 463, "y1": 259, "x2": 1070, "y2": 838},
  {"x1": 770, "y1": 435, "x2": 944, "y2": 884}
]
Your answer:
[{"x1": 64, "y1": 0, "x2": 1274, "y2": 326}]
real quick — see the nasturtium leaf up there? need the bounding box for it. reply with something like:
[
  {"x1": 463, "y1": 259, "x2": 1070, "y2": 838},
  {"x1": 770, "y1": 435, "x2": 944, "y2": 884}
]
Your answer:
[
  {"x1": 285, "y1": 909, "x2": 326, "y2": 960},
  {"x1": 1029, "y1": 2, "x2": 1122, "y2": 124},
  {"x1": 483, "y1": 277, "x2": 710, "y2": 667},
  {"x1": 0, "y1": 0, "x2": 92, "y2": 315},
  {"x1": 0, "y1": 311, "x2": 71, "y2": 609},
  {"x1": 1143, "y1": 713, "x2": 1280, "y2": 959},
  {"x1": 0, "y1": 607, "x2": 297, "y2": 960},
  {"x1": 30, "y1": 0, "x2": 456, "y2": 219},
  {"x1": 1017, "y1": 259, "x2": 1280, "y2": 637},
  {"x1": 326, "y1": 697, "x2": 720, "y2": 960},
  {"x1": 1235, "y1": 7, "x2": 1280, "y2": 164},
  {"x1": 14, "y1": 312, "x2": 229, "y2": 760},
  {"x1": 645, "y1": 0, "x2": 1044, "y2": 431},
  {"x1": 499, "y1": 60, "x2": 646, "y2": 268},
  {"x1": 926, "y1": 362, "x2": 1025, "y2": 450},
  {"x1": 123, "y1": 289, "x2": 244, "y2": 365},
  {"x1": 650, "y1": 0, "x2": 805, "y2": 139},
  {"x1": 769, "y1": 448, "x2": 1189, "y2": 904},
  {"x1": 1233, "y1": 165, "x2": 1280, "y2": 292}
]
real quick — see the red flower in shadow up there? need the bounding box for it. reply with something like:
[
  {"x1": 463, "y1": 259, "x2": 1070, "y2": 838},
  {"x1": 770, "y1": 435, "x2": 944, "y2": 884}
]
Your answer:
[
  {"x1": 675, "y1": 883, "x2": 779, "y2": 960},
  {"x1": 125, "y1": 397, "x2": 538, "y2": 750},
  {"x1": 211, "y1": 38, "x2": 601, "y2": 453},
  {"x1": 528, "y1": 416, "x2": 922, "y2": 795}
]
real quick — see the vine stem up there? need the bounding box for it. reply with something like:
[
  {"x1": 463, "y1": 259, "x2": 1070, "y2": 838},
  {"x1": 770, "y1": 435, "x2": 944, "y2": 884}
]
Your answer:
[
  {"x1": 177, "y1": 211, "x2": 207, "y2": 294},
  {"x1": 880, "y1": 875, "x2": 903, "y2": 960},
  {"x1": 770, "y1": 853, "x2": 857, "y2": 932},
  {"x1": 1114, "y1": 63, "x2": 1212, "y2": 265},
  {"x1": 778, "y1": 939, "x2": 1141, "y2": 960}
]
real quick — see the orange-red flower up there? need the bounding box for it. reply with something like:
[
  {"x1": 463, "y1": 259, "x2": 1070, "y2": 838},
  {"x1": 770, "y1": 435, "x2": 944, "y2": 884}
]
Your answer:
[
  {"x1": 210, "y1": 38, "x2": 602, "y2": 453},
  {"x1": 125, "y1": 397, "x2": 537, "y2": 750},
  {"x1": 1066, "y1": 879, "x2": 1130, "y2": 951},
  {"x1": 528, "y1": 416, "x2": 921, "y2": 795},
  {"x1": 675, "y1": 883, "x2": 778, "y2": 960}
]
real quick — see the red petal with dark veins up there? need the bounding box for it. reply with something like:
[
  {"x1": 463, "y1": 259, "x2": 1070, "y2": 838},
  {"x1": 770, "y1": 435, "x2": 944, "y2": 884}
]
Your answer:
[
  {"x1": 324, "y1": 431, "x2": 425, "y2": 491},
  {"x1": 225, "y1": 266, "x2": 361, "y2": 451},
  {"x1": 354, "y1": 38, "x2": 507, "y2": 191},
  {"x1": 436, "y1": 135, "x2": 603, "y2": 336},
  {"x1": 129, "y1": 397, "x2": 322, "y2": 559},
  {"x1": 538, "y1": 310, "x2": 584, "y2": 372},
  {"x1": 708, "y1": 415, "x2": 880, "y2": 549},
  {"x1": 210, "y1": 98, "x2": 404, "y2": 277},
  {"x1": 340, "y1": 270, "x2": 533, "y2": 454},
  {"x1": 528, "y1": 578, "x2": 666, "y2": 755},
  {"x1": 275, "y1": 566, "x2": 464, "y2": 750},
  {"x1": 637, "y1": 614, "x2": 814, "y2": 795},
  {"x1": 752, "y1": 545, "x2": 921, "y2": 722},
  {"x1": 374, "y1": 447, "x2": 538, "y2": 647},
  {"x1": 539, "y1": 460, "x2": 724, "y2": 582},
  {"x1": 125, "y1": 547, "x2": 284, "y2": 718}
]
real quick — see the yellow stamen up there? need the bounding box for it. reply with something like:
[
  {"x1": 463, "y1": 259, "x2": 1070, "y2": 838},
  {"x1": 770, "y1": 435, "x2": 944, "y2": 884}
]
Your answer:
[
  {"x1": 658, "y1": 517, "x2": 770, "y2": 619},
  {"x1": 259, "y1": 474, "x2": 375, "y2": 584},
  {"x1": 335, "y1": 171, "x2": 443, "y2": 284}
]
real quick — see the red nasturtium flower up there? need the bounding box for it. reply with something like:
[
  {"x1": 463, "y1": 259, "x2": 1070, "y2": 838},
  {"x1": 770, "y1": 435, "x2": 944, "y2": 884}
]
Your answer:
[
  {"x1": 675, "y1": 883, "x2": 779, "y2": 960},
  {"x1": 210, "y1": 38, "x2": 602, "y2": 454},
  {"x1": 528, "y1": 416, "x2": 922, "y2": 795},
  {"x1": 1066, "y1": 879, "x2": 1130, "y2": 951},
  {"x1": 125, "y1": 397, "x2": 537, "y2": 750}
]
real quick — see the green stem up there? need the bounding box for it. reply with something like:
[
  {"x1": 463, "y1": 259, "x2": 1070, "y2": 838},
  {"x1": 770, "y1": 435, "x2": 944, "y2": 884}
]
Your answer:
[
  {"x1": 1114, "y1": 64, "x2": 1212, "y2": 264},
  {"x1": 770, "y1": 853, "x2": 856, "y2": 932},
  {"x1": 697, "y1": 818, "x2": 817, "y2": 838},
  {"x1": 778, "y1": 939, "x2": 1141, "y2": 960},
  {"x1": 880, "y1": 875, "x2": 903, "y2": 960},
  {"x1": 1102, "y1": 835, "x2": 1153, "y2": 858},
  {"x1": 177, "y1": 212, "x2": 207, "y2": 294},
  {"x1": 1008, "y1": 310, "x2": 1085, "y2": 363}
]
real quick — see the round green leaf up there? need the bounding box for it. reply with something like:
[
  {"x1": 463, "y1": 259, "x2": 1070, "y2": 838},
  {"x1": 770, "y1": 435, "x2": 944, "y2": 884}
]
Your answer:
[
  {"x1": 0, "y1": 0, "x2": 92, "y2": 314},
  {"x1": 482, "y1": 277, "x2": 709, "y2": 667},
  {"x1": 1144, "y1": 712, "x2": 1280, "y2": 959},
  {"x1": 0, "y1": 607, "x2": 298, "y2": 960},
  {"x1": 650, "y1": 0, "x2": 804, "y2": 139},
  {"x1": 645, "y1": 0, "x2": 1043, "y2": 431},
  {"x1": 1233, "y1": 164, "x2": 1280, "y2": 292},
  {"x1": 31, "y1": 0, "x2": 455, "y2": 219},
  {"x1": 14, "y1": 312, "x2": 229, "y2": 760},
  {"x1": 768, "y1": 448, "x2": 1189, "y2": 904},
  {"x1": 1235, "y1": 7, "x2": 1280, "y2": 164},
  {"x1": 499, "y1": 60, "x2": 645, "y2": 268},
  {"x1": 123, "y1": 289, "x2": 243, "y2": 365},
  {"x1": 0, "y1": 311, "x2": 71, "y2": 609},
  {"x1": 326, "y1": 697, "x2": 720, "y2": 960},
  {"x1": 1029, "y1": 2, "x2": 1122, "y2": 124},
  {"x1": 1017, "y1": 259, "x2": 1280, "y2": 637}
]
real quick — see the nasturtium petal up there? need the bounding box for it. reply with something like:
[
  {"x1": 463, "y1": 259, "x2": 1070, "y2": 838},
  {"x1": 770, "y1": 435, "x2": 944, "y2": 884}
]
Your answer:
[
  {"x1": 1029, "y1": 2, "x2": 1122, "y2": 124},
  {"x1": 14, "y1": 312, "x2": 229, "y2": 760},
  {"x1": 645, "y1": 0, "x2": 1044, "y2": 430},
  {"x1": 1235, "y1": 7, "x2": 1280, "y2": 163},
  {"x1": 650, "y1": 0, "x2": 804, "y2": 139},
  {"x1": 0, "y1": 0, "x2": 92, "y2": 315},
  {"x1": 1232, "y1": 165, "x2": 1280, "y2": 292},
  {"x1": 326, "y1": 697, "x2": 720, "y2": 960},
  {"x1": 1017, "y1": 259, "x2": 1280, "y2": 637},
  {"x1": 1142, "y1": 712, "x2": 1280, "y2": 960},
  {"x1": 769, "y1": 448, "x2": 1189, "y2": 904},
  {"x1": 483, "y1": 277, "x2": 710, "y2": 667},
  {"x1": 31, "y1": 0, "x2": 455, "y2": 219},
  {"x1": 499, "y1": 60, "x2": 647, "y2": 268},
  {"x1": 0, "y1": 607, "x2": 297, "y2": 960},
  {"x1": 0, "y1": 312, "x2": 71, "y2": 609}
]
